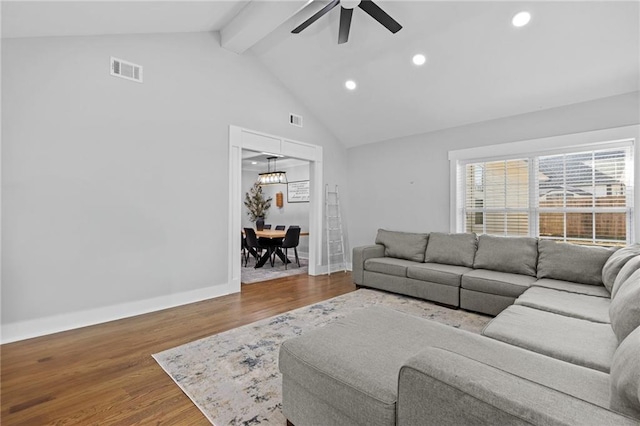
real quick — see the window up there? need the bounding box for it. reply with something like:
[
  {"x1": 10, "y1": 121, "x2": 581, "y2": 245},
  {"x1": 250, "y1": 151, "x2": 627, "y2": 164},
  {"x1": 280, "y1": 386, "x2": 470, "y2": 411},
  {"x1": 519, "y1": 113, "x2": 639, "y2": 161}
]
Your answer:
[
  {"x1": 464, "y1": 159, "x2": 530, "y2": 236},
  {"x1": 454, "y1": 139, "x2": 635, "y2": 246},
  {"x1": 537, "y1": 148, "x2": 631, "y2": 245}
]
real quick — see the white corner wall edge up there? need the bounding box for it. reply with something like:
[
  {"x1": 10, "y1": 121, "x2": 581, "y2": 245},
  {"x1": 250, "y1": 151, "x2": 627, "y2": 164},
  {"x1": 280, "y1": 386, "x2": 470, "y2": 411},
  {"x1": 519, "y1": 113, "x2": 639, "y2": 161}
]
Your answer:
[{"x1": 1, "y1": 283, "x2": 229, "y2": 344}]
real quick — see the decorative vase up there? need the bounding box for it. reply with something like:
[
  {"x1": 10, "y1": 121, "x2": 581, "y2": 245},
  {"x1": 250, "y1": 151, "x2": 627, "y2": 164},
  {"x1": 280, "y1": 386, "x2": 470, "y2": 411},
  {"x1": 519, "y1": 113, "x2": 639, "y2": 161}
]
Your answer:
[{"x1": 256, "y1": 217, "x2": 265, "y2": 231}]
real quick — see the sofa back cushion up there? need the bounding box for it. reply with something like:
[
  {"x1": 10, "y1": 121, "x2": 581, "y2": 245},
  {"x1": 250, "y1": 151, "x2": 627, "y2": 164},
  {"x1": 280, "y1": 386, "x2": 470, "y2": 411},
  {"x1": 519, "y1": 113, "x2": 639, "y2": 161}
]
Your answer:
[
  {"x1": 537, "y1": 240, "x2": 615, "y2": 286},
  {"x1": 473, "y1": 235, "x2": 538, "y2": 276},
  {"x1": 375, "y1": 229, "x2": 429, "y2": 262},
  {"x1": 610, "y1": 326, "x2": 640, "y2": 419},
  {"x1": 612, "y1": 255, "x2": 640, "y2": 299},
  {"x1": 609, "y1": 269, "x2": 640, "y2": 343},
  {"x1": 602, "y1": 244, "x2": 640, "y2": 293},
  {"x1": 424, "y1": 232, "x2": 477, "y2": 267}
]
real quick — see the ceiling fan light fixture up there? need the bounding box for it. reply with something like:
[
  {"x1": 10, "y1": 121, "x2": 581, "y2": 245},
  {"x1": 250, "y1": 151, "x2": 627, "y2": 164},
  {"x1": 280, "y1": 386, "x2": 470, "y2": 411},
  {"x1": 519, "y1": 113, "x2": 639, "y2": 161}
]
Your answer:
[
  {"x1": 345, "y1": 80, "x2": 357, "y2": 90},
  {"x1": 512, "y1": 11, "x2": 531, "y2": 27},
  {"x1": 412, "y1": 53, "x2": 427, "y2": 66}
]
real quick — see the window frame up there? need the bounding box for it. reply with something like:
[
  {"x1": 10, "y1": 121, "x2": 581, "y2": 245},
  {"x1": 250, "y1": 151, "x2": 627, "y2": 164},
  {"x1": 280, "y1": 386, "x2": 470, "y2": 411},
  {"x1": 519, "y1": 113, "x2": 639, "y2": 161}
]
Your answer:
[{"x1": 449, "y1": 125, "x2": 638, "y2": 245}]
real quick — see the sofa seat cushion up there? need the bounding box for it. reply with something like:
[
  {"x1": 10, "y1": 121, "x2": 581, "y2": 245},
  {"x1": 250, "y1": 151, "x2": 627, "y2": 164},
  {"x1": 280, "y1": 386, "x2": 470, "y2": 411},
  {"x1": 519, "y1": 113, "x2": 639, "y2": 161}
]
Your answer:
[
  {"x1": 473, "y1": 235, "x2": 538, "y2": 276},
  {"x1": 406, "y1": 263, "x2": 472, "y2": 287},
  {"x1": 375, "y1": 229, "x2": 429, "y2": 262},
  {"x1": 532, "y1": 278, "x2": 611, "y2": 298},
  {"x1": 537, "y1": 240, "x2": 615, "y2": 286},
  {"x1": 515, "y1": 287, "x2": 611, "y2": 323},
  {"x1": 483, "y1": 305, "x2": 618, "y2": 373},
  {"x1": 364, "y1": 257, "x2": 416, "y2": 278},
  {"x1": 461, "y1": 269, "x2": 536, "y2": 298}
]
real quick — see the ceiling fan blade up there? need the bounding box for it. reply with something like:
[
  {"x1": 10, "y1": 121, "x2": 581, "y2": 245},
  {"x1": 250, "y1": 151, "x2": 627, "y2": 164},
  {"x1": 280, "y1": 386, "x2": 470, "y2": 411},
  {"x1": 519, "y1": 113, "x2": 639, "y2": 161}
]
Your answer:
[
  {"x1": 292, "y1": 0, "x2": 341, "y2": 34},
  {"x1": 338, "y1": 7, "x2": 353, "y2": 44},
  {"x1": 358, "y1": 0, "x2": 402, "y2": 34}
]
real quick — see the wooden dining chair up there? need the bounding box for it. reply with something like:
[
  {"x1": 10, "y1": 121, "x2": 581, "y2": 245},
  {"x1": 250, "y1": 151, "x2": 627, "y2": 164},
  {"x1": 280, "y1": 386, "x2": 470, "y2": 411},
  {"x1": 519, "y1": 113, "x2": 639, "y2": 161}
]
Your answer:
[{"x1": 279, "y1": 227, "x2": 301, "y2": 270}]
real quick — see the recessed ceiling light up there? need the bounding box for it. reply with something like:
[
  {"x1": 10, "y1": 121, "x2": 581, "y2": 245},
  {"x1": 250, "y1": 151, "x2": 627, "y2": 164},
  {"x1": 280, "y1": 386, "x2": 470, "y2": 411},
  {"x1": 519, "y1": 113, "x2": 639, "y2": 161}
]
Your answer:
[
  {"x1": 412, "y1": 53, "x2": 427, "y2": 66},
  {"x1": 251, "y1": 161, "x2": 258, "y2": 165},
  {"x1": 512, "y1": 11, "x2": 531, "y2": 27},
  {"x1": 345, "y1": 80, "x2": 357, "y2": 90}
]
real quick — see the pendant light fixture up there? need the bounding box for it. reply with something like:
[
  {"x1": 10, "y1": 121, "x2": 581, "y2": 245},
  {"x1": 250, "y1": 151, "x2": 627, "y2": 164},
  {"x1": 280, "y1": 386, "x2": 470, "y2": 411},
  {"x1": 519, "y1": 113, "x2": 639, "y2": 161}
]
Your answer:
[{"x1": 258, "y1": 156, "x2": 287, "y2": 185}]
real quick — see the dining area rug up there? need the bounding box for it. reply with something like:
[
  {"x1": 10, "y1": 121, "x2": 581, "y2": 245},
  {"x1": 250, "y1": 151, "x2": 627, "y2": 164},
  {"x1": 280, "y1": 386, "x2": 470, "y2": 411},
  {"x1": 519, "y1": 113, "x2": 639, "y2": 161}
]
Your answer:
[
  {"x1": 241, "y1": 258, "x2": 308, "y2": 284},
  {"x1": 152, "y1": 289, "x2": 490, "y2": 425}
]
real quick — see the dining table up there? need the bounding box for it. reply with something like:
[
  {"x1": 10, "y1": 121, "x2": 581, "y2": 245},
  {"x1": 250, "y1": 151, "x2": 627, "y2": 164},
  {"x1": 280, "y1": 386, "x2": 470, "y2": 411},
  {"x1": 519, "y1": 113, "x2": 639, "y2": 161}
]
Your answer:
[{"x1": 246, "y1": 229, "x2": 309, "y2": 268}]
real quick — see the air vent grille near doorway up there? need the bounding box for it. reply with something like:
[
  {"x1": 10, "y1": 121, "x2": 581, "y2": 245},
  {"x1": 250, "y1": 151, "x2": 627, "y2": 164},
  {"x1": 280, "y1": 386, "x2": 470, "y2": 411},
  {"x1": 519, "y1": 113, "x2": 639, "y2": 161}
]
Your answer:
[
  {"x1": 289, "y1": 113, "x2": 303, "y2": 127},
  {"x1": 110, "y1": 57, "x2": 143, "y2": 83}
]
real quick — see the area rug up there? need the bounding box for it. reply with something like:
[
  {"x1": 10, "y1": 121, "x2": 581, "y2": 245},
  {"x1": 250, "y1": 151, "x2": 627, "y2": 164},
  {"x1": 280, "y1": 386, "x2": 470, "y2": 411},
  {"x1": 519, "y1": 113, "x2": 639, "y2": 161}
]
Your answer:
[
  {"x1": 153, "y1": 289, "x2": 491, "y2": 425},
  {"x1": 241, "y1": 258, "x2": 308, "y2": 284}
]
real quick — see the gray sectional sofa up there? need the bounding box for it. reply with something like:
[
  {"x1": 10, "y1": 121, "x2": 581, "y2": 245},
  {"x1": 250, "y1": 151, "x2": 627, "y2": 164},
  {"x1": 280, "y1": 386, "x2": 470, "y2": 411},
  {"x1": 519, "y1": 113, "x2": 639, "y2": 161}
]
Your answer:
[
  {"x1": 352, "y1": 230, "x2": 617, "y2": 316},
  {"x1": 279, "y1": 230, "x2": 640, "y2": 425}
]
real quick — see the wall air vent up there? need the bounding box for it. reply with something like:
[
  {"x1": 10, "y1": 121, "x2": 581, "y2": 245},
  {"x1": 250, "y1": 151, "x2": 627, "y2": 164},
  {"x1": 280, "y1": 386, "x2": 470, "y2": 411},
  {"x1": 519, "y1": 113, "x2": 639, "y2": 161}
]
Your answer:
[
  {"x1": 289, "y1": 113, "x2": 303, "y2": 127},
  {"x1": 110, "y1": 57, "x2": 143, "y2": 83}
]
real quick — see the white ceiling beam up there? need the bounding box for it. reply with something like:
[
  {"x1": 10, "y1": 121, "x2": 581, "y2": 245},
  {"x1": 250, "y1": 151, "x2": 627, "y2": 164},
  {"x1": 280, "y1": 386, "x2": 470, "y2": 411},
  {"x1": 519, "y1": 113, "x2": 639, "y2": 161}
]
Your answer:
[{"x1": 220, "y1": 0, "x2": 314, "y2": 54}]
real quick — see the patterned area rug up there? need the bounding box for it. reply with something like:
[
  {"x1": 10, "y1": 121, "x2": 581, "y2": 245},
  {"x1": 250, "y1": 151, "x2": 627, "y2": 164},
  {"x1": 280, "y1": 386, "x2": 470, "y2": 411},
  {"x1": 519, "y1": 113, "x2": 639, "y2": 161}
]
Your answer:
[
  {"x1": 153, "y1": 289, "x2": 491, "y2": 425},
  {"x1": 241, "y1": 258, "x2": 308, "y2": 284}
]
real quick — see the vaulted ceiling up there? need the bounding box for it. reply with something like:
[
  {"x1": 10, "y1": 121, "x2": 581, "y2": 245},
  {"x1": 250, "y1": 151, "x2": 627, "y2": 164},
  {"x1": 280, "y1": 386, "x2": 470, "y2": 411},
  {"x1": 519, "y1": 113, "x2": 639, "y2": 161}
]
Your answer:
[{"x1": 3, "y1": 1, "x2": 639, "y2": 148}]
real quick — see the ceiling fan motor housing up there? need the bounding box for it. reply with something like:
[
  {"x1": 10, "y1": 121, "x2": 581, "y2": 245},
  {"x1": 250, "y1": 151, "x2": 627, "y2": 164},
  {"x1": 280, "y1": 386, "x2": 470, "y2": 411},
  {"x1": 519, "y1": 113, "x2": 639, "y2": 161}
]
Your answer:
[
  {"x1": 292, "y1": 0, "x2": 402, "y2": 45},
  {"x1": 341, "y1": 0, "x2": 361, "y2": 9}
]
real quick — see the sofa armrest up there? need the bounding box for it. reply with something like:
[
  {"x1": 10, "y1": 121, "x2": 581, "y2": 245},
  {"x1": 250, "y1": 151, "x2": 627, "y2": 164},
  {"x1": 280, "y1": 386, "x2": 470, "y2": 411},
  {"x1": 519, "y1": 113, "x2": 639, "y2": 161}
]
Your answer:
[
  {"x1": 352, "y1": 244, "x2": 385, "y2": 285},
  {"x1": 397, "y1": 347, "x2": 636, "y2": 426}
]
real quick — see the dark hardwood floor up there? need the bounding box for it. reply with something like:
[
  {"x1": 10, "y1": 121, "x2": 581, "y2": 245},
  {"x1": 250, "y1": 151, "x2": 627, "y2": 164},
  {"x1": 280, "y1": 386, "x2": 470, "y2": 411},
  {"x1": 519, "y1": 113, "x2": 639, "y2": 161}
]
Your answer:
[{"x1": 1, "y1": 273, "x2": 356, "y2": 425}]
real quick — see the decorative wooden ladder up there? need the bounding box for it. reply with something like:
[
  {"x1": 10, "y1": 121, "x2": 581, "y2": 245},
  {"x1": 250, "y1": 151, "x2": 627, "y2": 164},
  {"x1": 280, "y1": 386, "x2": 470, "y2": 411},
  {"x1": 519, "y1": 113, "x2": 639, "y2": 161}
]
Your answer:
[{"x1": 325, "y1": 184, "x2": 347, "y2": 275}]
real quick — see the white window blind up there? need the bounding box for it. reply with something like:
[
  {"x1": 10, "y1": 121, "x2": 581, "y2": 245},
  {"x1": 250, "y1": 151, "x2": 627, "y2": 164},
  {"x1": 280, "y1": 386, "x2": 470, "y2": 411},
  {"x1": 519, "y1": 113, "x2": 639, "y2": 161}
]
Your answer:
[
  {"x1": 536, "y1": 147, "x2": 633, "y2": 245},
  {"x1": 458, "y1": 143, "x2": 634, "y2": 246},
  {"x1": 464, "y1": 159, "x2": 530, "y2": 236}
]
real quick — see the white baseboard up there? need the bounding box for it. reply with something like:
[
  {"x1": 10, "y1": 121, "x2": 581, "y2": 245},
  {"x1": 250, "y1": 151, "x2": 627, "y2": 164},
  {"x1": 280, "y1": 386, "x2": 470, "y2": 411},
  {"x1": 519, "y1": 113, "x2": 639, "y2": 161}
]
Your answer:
[
  {"x1": 311, "y1": 262, "x2": 352, "y2": 276},
  {"x1": 1, "y1": 283, "x2": 231, "y2": 344}
]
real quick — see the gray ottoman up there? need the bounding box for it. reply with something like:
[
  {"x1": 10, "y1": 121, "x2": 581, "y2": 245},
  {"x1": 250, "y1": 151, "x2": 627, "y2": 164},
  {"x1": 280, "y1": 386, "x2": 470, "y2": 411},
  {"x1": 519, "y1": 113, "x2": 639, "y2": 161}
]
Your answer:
[{"x1": 279, "y1": 307, "x2": 463, "y2": 426}]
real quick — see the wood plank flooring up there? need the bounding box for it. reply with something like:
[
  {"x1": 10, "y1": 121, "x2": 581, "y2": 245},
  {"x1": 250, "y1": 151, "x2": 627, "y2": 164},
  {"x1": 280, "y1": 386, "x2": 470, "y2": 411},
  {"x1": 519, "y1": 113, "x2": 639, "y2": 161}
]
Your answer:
[{"x1": 1, "y1": 273, "x2": 356, "y2": 425}]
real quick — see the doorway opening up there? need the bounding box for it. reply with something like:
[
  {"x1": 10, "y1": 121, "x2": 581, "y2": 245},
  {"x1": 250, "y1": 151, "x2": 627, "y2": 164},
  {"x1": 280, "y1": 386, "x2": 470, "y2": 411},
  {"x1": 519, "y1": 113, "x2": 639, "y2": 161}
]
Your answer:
[
  {"x1": 228, "y1": 126, "x2": 323, "y2": 295},
  {"x1": 240, "y1": 150, "x2": 311, "y2": 284}
]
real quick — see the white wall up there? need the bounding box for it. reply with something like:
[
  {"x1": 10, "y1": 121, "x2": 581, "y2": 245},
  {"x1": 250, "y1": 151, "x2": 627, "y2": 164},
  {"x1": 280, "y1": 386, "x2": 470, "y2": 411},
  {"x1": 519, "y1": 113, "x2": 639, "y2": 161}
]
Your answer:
[
  {"x1": 347, "y1": 92, "x2": 640, "y2": 249},
  {"x1": 1, "y1": 32, "x2": 347, "y2": 341},
  {"x1": 241, "y1": 163, "x2": 310, "y2": 255}
]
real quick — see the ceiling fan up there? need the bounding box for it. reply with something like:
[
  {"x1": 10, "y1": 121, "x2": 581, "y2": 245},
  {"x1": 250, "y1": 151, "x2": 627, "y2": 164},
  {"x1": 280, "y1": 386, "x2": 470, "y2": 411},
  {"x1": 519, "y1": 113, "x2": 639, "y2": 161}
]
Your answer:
[{"x1": 292, "y1": 0, "x2": 402, "y2": 44}]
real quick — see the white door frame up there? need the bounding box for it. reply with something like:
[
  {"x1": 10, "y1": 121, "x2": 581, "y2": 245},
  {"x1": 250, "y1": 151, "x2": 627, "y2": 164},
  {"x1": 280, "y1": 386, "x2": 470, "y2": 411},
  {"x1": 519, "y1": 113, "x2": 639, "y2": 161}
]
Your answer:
[{"x1": 228, "y1": 125, "x2": 323, "y2": 294}]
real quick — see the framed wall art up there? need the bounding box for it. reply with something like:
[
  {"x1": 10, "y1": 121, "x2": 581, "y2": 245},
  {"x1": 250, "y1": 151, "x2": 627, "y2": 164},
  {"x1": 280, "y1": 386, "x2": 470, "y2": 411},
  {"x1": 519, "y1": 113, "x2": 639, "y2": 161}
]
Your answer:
[{"x1": 287, "y1": 180, "x2": 310, "y2": 203}]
